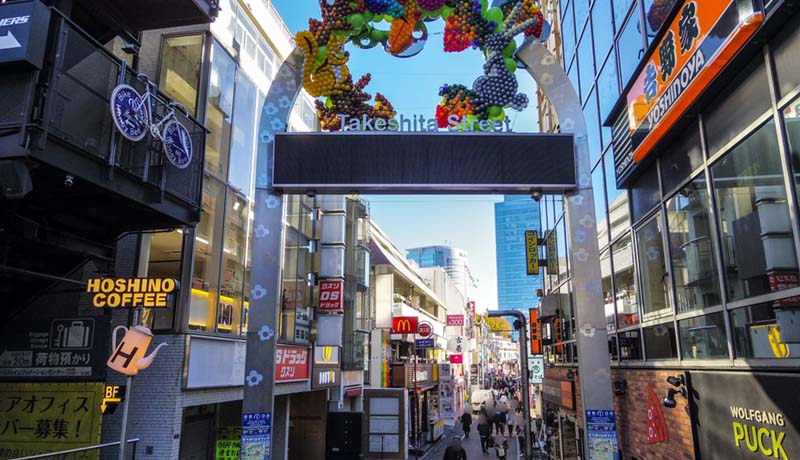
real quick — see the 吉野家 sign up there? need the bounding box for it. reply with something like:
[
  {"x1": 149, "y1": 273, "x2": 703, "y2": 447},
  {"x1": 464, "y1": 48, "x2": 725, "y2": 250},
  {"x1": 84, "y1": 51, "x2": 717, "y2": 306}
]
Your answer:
[
  {"x1": 391, "y1": 316, "x2": 418, "y2": 334},
  {"x1": 274, "y1": 345, "x2": 310, "y2": 383},
  {"x1": 318, "y1": 280, "x2": 344, "y2": 312},
  {"x1": 525, "y1": 230, "x2": 539, "y2": 275},
  {"x1": 612, "y1": 0, "x2": 764, "y2": 187},
  {"x1": 87, "y1": 278, "x2": 176, "y2": 308},
  {"x1": 446, "y1": 315, "x2": 464, "y2": 327}
]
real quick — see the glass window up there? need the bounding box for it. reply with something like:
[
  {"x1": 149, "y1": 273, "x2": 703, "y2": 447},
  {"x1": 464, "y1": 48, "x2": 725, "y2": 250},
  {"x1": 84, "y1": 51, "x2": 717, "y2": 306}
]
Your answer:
[
  {"x1": 206, "y1": 41, "x2": 236, "y2": 179},
  {"x1": 617, "y1": 12, "x2": 645, "y2": 86},
  {"x1": 606, "y1": 155, "x2": 630, "y2": 241},
  {"x1": 613, "y1": 0, "x2": 634, "y2": 28},
  {"x1": 578, "y1": 25, "x2": 595, "y2": 103},
  {"x1": 643, "y1": 323, "x2": 677, "y2": 359},
  {"x1": 782, "y1": 94, "x2": 800, "y2": 207},
  {"x1": 593, "y1": 158, "x2": 609, "y2": 246},
  {"x1": 585, "y1": 90, "x2": 602, "y2": 165},
  {"x1": 731, "y1": 300, "x2": 800, "y2": 359},
  {"x1": 562, "y1": 2, "x2": 576, "y2": 63},
  {"x1": 643, "y1": 0, "x2": 679, "y2": 42},
  {"x1": 609, "y1": 334, "x2": 619, "y2": 360},
  {"x1": 159, "y1": 35, "x2": 203, "y2": 116},
  {"x1": 636, "y1": 216, "x2": 671, "y2": 315},
  {"x1": 229, "y1": 72, "x2": 257, "y2": 195},
  {"x1": 218, "y1": 192, "x2": 250, "y2": 335},
  {"x1": 772, "y1": 14, "x2": 800, "y2": 98},
  {"x1": 613, "y1": 234, "x2": 638, "y2": 327},
  {"x1": 598, "y1": 52, "x2": 619, "y2": 123},
  {"x1": 573, "y1": 0, "x2": 589, "y2": 35},
  {"x1": 659, "y1": 122, "x2": 703, "y2": 194},
  {"x1": 630, "y1": 167, "x2": 660, "y2": 222},
  {"x1": 569, "y1": 59, "x2": 580, "y2": 101},
  {"x1": 704, "y1": 59, "x2": 771, "y2": 156},
  {"x1": 601, "y1": 250, "x2": 615, "y2": 330},
  {"x1": 618, "y1": 329, "x2": 642, "y2": 359},
  {"x1": 190, "y1": 177, "x2": 227, "y2": 332},
  {"x1": 711, "y1": 121, "x2": 800, "y2": 301},
  {"x1": 679, "y1": 313, "x2": 728, "y2": 359},
  {"x1": 592, "y1": 0, "x2": 614, "y2": 67},
  {"x1": 280, "y1": 195, "x2": 315, "y2": 343},
  {"x1": 142, "y1": 231, "x2": 183, "y2": 331},
  {"x1": 557, "y1": 217, "x2": 569, "y2": 281},
  {"x1": 666, "y1": 173, "x2": 722, "y2": 313}
]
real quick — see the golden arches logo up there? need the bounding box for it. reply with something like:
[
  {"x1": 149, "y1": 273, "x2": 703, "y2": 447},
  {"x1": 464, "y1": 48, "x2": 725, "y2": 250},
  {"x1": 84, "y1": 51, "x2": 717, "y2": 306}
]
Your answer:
[
  {"x1": 768, "y1": 326, "x2": 789, "y2": 359},
  {"x1": 323, "y1": 346, "x2": 333, "y2": 362},
  {"x1": 395, "y1": 320, "x2": 412, "y2": 333}
]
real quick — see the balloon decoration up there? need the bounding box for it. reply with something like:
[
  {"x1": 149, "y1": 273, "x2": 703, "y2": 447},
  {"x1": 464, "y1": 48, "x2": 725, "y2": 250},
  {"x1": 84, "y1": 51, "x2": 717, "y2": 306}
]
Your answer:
[{"x1": 297, "y1": 0, "x2": 548, "y2": 131}]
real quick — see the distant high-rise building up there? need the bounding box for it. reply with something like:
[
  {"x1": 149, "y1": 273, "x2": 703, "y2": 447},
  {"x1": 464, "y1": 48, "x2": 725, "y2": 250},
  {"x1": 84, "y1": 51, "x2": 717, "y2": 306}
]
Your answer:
[
  {"x1": 494, "y1": 195, "x2": 541, "y2": 313},
  {"x1": 406, "y1": 245, "x2": 469, "y2": 296}
]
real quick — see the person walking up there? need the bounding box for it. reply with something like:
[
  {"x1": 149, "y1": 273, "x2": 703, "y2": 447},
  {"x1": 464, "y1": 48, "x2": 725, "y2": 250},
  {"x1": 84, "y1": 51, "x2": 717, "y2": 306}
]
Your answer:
[
  {"x1": 493, "y1": 410, "x2": 505, "y2": 436},
  {"x1": 443, "y1": 436, "x2": 468, "y2": 460},
  {"x1": 478, "y1": 416, "x2": 492, "y2": 454},
  {"x1": 461, "y1": 410, "x2": 473, "y2": 438},
  {"x1": 493, "y1": 433, "x2": 509, "y2": 460}
]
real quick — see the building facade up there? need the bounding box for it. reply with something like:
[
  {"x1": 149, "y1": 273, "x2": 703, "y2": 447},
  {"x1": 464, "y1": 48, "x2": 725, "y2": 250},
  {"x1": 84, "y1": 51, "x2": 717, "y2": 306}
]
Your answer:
[
  {"x1": 406, "y1": 245, "x2": 471, "y2": 297},
  {"x1": 538, "y1": 0, "x2": 800, "y2": 459},
  {"x1": 494, "y1": 195, "x2": 543, "y2": 313}
]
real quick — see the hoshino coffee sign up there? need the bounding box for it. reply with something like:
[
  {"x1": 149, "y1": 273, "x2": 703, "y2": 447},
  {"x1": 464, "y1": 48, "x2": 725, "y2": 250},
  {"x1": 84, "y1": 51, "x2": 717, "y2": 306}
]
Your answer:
[{"x1": 87, "y1": 278, "x2": 177, "y2": 308}]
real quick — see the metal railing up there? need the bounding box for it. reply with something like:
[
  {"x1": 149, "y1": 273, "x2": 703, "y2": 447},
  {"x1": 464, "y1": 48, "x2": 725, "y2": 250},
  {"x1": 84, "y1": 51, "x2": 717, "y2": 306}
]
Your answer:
[{"x1": 10, "y1": 438, "x2": 139, "y2": 460}]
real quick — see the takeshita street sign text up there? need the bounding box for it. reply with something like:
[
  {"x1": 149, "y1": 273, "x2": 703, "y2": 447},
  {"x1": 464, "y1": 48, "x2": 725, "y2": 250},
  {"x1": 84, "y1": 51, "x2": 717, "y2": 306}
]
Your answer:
[{"x1": 338, "y1": 113, "x2": 514, "y2": 133}]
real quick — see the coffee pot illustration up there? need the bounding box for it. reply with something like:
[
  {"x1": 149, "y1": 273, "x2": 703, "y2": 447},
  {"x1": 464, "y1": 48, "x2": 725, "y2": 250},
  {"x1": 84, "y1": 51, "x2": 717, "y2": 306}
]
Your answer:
[{"x1": 107, "y1": 325, "x2": 167, "y2": 376}]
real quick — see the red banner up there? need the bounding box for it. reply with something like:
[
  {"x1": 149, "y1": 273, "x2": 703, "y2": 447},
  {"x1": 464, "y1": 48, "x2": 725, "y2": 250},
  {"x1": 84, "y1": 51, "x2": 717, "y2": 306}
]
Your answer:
[
  {"x1": 529, "y1": 308, "x2": 541, "y2": 355},
  {"x1": 449, "y1": 354, "x2": 463, "y2": 364},
  {"x1": 392, "y1": 316, "x2": 418, "y2": 334},
  {"x1": 275, "y1": 345, "x2": 310, "y2": 382},
  {"x1": 318, "y1": 280, "x2": 344, "y2": 311},
  {"x1": 646, "y1": 386, "x2": 669, "y2": 444},
  {"x1": 447, "y1": 315, "x2": 464, "y2": 327}
]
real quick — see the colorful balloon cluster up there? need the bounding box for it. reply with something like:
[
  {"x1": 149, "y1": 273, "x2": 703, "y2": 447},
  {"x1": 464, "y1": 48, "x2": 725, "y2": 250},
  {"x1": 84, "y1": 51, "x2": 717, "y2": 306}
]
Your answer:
[{"x1": 297, "y1": 0, "x2": 547, "y2": 131}]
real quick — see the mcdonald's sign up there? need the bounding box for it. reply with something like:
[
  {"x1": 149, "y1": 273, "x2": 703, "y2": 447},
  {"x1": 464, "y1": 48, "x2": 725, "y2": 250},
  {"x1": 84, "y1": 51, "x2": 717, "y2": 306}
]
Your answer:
[{"x1": 391, "y1": 316, "x2": 418, "y2": 334}]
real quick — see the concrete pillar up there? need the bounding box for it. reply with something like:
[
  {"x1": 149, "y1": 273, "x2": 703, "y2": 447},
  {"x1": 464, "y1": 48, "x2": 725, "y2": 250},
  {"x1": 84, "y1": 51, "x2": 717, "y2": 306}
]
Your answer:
[{"x1": 272, "y1": 395, "x2": 290, "y2": 460}]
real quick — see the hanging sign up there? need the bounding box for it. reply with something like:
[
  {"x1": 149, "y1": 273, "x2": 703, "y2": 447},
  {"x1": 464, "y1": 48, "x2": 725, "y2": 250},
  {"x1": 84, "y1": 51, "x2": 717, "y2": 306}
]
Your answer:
[
  {"x1": 0, "y1": 0, "x2": 50, "y2": 69},
  {"x1": 87, "y1": 278, "x2": 177, "y2": 308},
  {"x1": 391, "y1": 316, "x2": 418, "y2": 334},
  {"x1": 613, "y1": 0, "x2": 764, "y2": 186},
  {"x1": 646, "y1": 386, "x2": 669, "y2": 444},
  {"x1": 318, "y1": 280, "x2": 344, "y2": 312},
  {"x1": 100, "y1": 384, "x2": 125, "y2": 414},
  {"x1": 446, "y1": 315, "x2": 464, "y2": 327},
  {"x1": 525, "y1": 230, "x2": 539, "y2": 275},
  {"x1": 449, "y1": 354, "x2": 463, "y2": 364},
  {"x1": 529, "y1": 308, "x2": 541, "y2": 355},
  {"x1": 546, "y1": 231, "x2": 558, "y2": 274},
  {"x1": 417, "y1": 321, "x2": 433, "y2": 338},
  {"x1": 314, "y1": 346, "x2": 340, "y2": 365},
  {"x1": 447, "y1": 336, "x2": 467, "y2": 354}
]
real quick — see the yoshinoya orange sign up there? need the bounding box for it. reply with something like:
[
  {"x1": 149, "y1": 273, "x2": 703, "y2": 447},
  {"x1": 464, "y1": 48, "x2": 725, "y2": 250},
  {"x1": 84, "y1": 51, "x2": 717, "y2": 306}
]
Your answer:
[{"x1": 612, "y1": 0, "x2": 763, "y2": 186}]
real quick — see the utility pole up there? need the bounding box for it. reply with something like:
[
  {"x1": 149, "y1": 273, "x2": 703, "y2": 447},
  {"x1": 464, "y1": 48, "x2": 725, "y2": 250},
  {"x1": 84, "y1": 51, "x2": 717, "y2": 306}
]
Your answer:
[{"x1": 488, "y1": 310, "x2": 531, "y2": 460}]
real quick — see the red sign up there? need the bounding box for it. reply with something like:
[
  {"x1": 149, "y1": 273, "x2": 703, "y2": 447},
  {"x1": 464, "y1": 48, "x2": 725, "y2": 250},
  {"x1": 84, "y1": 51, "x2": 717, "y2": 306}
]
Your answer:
[
  {"x1": 646, "y1": 386, "x2": 669, "y2": 444},
  {"x1": 318, "y1": 280, "x2": 344, "y2": 311},
  {"x1": 275, "y1": 345, "x2": 310, "y2": 382},
  {"x1": 392, "y1": 316, "x2": 418, "y2": 334},
  {"x1": 418, "y1": 321, "x2": 433, "y2": 338},
  {"x1": 769, "y1": 272, "x2": 800, "y2": 306},
  {"x1": 449, "y1": 354, "x2": 463, "y2": 364},
  {"x1": 447, "y1": 315, "x2": 464, "y2": 327},
  {"x1": 529, "y1": 308, "x2": 541, "y2": 355}
]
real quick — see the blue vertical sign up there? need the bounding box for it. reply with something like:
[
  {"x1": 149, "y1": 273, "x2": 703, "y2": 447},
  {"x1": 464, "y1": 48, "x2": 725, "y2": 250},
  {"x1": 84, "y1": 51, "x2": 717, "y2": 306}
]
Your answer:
[
  {"x1": 241, "y1": 412, "x2": 271, "y2": 460},
  {"x1": 585, "y1": 410, "x2": 619, "y2": 460}
]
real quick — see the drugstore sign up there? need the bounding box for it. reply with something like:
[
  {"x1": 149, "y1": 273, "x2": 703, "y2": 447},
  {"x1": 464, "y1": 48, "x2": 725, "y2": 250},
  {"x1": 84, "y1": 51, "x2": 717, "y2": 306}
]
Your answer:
[{"x1": 612, "y1": 0, "x2": 763, "y2": 187}]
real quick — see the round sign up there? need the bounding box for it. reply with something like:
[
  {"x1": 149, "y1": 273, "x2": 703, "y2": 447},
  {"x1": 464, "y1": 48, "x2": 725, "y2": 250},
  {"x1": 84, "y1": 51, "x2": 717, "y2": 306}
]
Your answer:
[
  {"x1": 110, "y1": 84, "x2": 148, "y2": 142},
  {"x1": 417, "y1": 321, "x2": 432, "y2": 338},
  {"x1": 162, "y1": 120, "x2": 193, "y2": 169}
]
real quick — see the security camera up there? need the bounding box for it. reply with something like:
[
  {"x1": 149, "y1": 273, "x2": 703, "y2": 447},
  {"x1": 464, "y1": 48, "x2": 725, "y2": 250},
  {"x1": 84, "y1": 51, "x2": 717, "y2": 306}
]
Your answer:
[
  {"x1": 666, "y1": 375, "x2": 684, "y2": 388},
  {"x1": 662, "y1": 389, "x2": 678, "y2": 408},
  {"x1": 64, "y1": 175, "x2": 74, "y2": 187},
  {"x1": 531, "y1": 191, "x2": 542, "y2": 202}
]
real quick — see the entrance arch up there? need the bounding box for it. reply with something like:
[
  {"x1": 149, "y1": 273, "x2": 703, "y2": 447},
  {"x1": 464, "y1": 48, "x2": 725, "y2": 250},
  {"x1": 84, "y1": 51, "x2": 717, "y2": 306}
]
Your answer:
[{"x1": 242, "y1": 13, "x2": 616, "y2": 459}]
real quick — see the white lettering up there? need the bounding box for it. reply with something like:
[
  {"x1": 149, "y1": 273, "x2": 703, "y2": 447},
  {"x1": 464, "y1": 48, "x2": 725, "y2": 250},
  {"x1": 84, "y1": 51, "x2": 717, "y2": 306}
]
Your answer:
[{"x1": 0, "y1": 15, "x2": 30, "y2": 27}]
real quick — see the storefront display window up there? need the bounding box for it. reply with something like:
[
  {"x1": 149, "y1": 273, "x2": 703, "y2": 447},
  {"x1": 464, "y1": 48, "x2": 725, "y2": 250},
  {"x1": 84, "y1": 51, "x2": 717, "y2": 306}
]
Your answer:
[
  {"x1": 612, "y1": 234, "x2": 638, "y2": 327},
  {"x1": 159, "y1": 35, "x2": 202, "y2": 116},
  {"x1": 659, "y1": 124, "x2": 703, "y2": 195},
  {"x1": 678, "y1": 313, "x2": 728, "y2": 359},
  {"x1": 601, "y1": 250, "x2": 614, "y2": 331},
  {"x1": 630, "y1": 167, "x2": 660, "y2": 223},
  {"x1": 218, "y1": 192, "x2": 249, "y2": 336},
  {"x1": 711, "y1": 121, "x2": 800, "y2": 301},
  {"x1": 643, "y1": 323, "x2": 677, "y2": 359},
  {"x1": 618, "y1": 329, "x2": 642, "y2": 360},
  {"x1": 228, "y1": 72, "x2": 257, "y2": 196},
  {"x1": 731, "y1": 300, "x2": 800, "y2": 359},
  {"x1": 190, "y1": 177, "x2": 226, "y2": 332},
  {"x1": 636, "y1": 216, "x2": 671, "y2": 316},
  {"x1": 206, "y1": 41, "x2": 236, "y2": 179},
  {"x1": 665, "y1": 173, "x2": 722, "y2": 313}
]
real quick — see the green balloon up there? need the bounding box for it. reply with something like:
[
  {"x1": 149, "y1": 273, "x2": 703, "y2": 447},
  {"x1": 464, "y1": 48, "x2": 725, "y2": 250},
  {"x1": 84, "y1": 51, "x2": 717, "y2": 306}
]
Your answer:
[
  {"x1": 314, "y1": 45, "x2": 328, "y2": 68},
  {"x1": 485, "y1": 7, "x2": 503, "y2": 25},
  {"x1": 479, "y1": 0, "x2": 488, "y2": 14},
  {"x1": 441, "y1": 5, "x2": 453, "y2": 18},
  {"x1": 370, "y1": 28, "x2": 389, "y2": 42},
  {"x1": 503, "y1": 39, "x2": 516, "y2": 57},
  {"x1": 504, "y1": 57, "x2": 517, "y2": 73},
  {"x1": 325, "y1": 97, "x2": 334, "y2": 108},
  {"x1": 363, "y1": 11, "x2": 374, "y2": 23},
  {"x1": 348, "y1": 14, "x2": 364, "y2": 31},
  {"x1": 488, "y1": 106, "x2": 503, "y2": 118}
]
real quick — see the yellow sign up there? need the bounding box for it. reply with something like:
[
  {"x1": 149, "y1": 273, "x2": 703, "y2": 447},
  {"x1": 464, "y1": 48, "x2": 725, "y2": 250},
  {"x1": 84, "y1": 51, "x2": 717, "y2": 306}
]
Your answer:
[
  {"x1": 0, "y1": 382, "x2": 103, "y2": 459},
  {"x1": 525, "y1": 230, "x2": 539, "y2": 275},
  {"x1": 100, "y1": 385, "x2": 124, "y2": 414},
  {"x1": 87, "y1": 278, "x2": 176, "y2": 308}
]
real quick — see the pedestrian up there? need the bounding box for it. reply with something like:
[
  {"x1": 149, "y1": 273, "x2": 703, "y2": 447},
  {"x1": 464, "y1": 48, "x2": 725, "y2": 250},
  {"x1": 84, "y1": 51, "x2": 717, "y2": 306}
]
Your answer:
[
  {"x1": 493, "y1": 433, "x2": 508, "y2": 460},
  {"x1": 493, "y1": 410, "x2": 505, "y2": 435},
  {"x1": 506, "y1": 409, "x2": 514, "y2": 437},
  {"x1": 478, "y1": 415, "x2": 492, "y2": 454},
  {"x1": 443, "y1": 436, "x2": 468, "y2": 460},
  {"x1": 461, "y1": 410, "x2": 473, "y2": 438}
]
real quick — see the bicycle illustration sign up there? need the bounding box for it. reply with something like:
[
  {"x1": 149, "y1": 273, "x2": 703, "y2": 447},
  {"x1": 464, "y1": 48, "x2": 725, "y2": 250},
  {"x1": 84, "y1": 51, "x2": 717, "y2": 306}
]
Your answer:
[{"x1": 110, "y1": 73, "x2": 193, "y2": 169}]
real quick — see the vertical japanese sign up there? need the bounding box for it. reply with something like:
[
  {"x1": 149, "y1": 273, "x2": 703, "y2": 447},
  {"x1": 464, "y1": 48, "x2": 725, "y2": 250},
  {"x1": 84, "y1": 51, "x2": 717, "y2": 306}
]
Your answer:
[
  {"x1": 241, "y1": 412, "x2": 271, "y2": 460},
  {"x1": 0, "y1": 382, "x2": 104, "y2": 459},
  {"x1": 529, "y1": 308, "x2": 541, "y2": 355},
  {"x1": 439, "y1": 381, "x2": 455, "y2": 420},
  {"x1": 318, "y1": 280, "x2": 344, "y2": 312},
  {"x1": 546, "y1": 231, "x2": 558, "y2": 274},
  {"x1": 585, "y1": 410, "x2": 619, "y2": 460},
  {"x1": 525, "y1": 230, "x2": 539, "y2": 275}
]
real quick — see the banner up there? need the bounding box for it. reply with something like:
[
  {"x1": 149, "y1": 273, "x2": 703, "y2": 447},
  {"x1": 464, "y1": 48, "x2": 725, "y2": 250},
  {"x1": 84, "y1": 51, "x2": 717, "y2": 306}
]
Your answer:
[
  {"x1": 446, "y1": 315, "x2": 464, "y2": 327},
  {"x1": 525, "y1": 230, "x2": 539, "y2": 275},
  {"x1": 439, "y1": 382, "x2": 455, "y2": 420}
]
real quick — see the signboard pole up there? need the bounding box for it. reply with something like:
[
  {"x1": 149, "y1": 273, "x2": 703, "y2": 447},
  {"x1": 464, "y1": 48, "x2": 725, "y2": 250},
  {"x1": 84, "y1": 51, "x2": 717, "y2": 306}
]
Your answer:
[
  {"x1": 117, "y1": 376, "x2": 132, "y2": 460},
  {"x1": 413, "y1": 337, "x2": 418, "y2": 460}
]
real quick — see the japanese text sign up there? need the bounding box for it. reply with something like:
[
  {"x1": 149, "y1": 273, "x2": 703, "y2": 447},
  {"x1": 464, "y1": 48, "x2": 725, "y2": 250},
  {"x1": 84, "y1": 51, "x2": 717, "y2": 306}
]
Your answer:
[
  {"x1": 525, "y1": 230, "x2": 539, "y2": 275},
  {"x1": 87, "y1": 278, "x2": 176, "y2": 308},
  {"x1": 241, "y1": 412, "x2": 271, "y2": 460},
  {"x1": 415, "y1": 338, "x2": 435, "y2": 349},
  {"x1": 449, "y1": 354, "x2": 463, "y2": 364},
  {"x1": 446, "y1": 315, "x2": 464, "y2": 327},
  {"x1": 274, "y1": 346, "x2": 310, "y2": 383},
  {"x1": 617, "y1": 0, "x2": 763, "y2": 184},
  {"x1": 585, "y1": 410, "x2": 619, "y2": 460},
  {"x1": 529, "y1": 308, "x2": 541, "y2": 355},
  {"x1": 318, "y1": 280, "x2": 344, "y2": 312},
  {"x1": 391, "y1": 316, "x2": 418, "y2": 334},
  {"x1": 0, "y1": 382, "x2": 103, "y2": 459}
]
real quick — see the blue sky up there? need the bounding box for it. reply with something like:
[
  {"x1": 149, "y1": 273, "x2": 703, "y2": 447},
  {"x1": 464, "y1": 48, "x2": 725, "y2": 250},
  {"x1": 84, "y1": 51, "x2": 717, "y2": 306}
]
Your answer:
[{"x1": 271, "y1": 0, "x2": 542, "y2": 310}]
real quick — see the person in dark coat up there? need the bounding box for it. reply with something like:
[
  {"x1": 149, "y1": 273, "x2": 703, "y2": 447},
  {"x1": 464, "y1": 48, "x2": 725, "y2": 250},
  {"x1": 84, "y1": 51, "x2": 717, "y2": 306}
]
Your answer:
[
  {"x1": 443, "y1": 436, "x2": 467, "y2": 460},
  {"x1": 477, "y1": 416, "x2": 492, "y2": 454},
  {"x1": 493, "y1": 410, "x2": 505, "y2": 435},
  {"x1": 461, "y1": 410, "x2": 473, "y2": 438}
]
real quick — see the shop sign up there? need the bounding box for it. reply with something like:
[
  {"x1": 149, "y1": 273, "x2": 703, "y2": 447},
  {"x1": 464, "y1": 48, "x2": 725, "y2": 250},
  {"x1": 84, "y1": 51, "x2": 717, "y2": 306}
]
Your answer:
[
  {"x1": 529, "y1": 308, "x2": 541, "y2": 355},
  {"x1": 769, "y1": 272, "x2": 800, "y2": 306},
  {"x1": 274, "y1": 346, "x2": 310, "y2": 383},
  {"x1": 525, "y1": 230, "x2": 539, "y2": 275},
  {"x1": 439, "y1": 382, "x2": 455, "y2": 420},
  {"x1": 585, "y1": 410, "x2": 619, "y2": 460},
  {"x1": 0, "y1": 317, "x2": 108, "y2": 380},
  {"x1": 691, "y1": 371, "x2": 800, "y2": 460},
  {"x1": 415, "y1": 338, "x2": 434, "y2": 349},
  {"x1": 542, "y1": 378, "x2": 575, "y2": 409},
  {"x1": 417, "y1": 321, "x2": 433, "y2": 338},
  {"x1": 0, "y1": 0, "x2": 50, "y2": 69},
  {"x1": 241, "y1": 412, "x2": 271, "y2": 460},
  {"x1": 447, "y1": 315, "x2": 464, "y2": 327},
  {"x1": 0, "y1": 382, "x2": 103, "y2": 459},
  {"x1": 215, "y1": 426, "x2": 241, "y2": 460},
  {"x1": 612, "y1": 0, "x2": 764, "y2": 187},
  {"x1": 391, "y1": 316, "x2": 418, "y2": 334},
  {"x1": 314, "y1": 346, "x2": 340, "y2": 365},
  {"x1": 312, "y1": 366, "x2": 341, "y2": 389},
  {"x1": 449, "y1": 354, "x2": 463, "y2": 364},
  {"x1": 529, "y1": 357, "x2": 544, "y2": 384},
  {"x1": 318, "y1": 280, "x2": 344, "y2": 312},
  {"x1": 438, "y1": 363, "x2": 452, "y2": 382},
  {"x1": 546, "y1": 230, "x2": 558, "y2": 274},
  {"x1": 87, "y1": 278, "x2": 176, "y2": 308},
  {"x1": 646, "y1": 386, "x2": 668, "y2": 444},
  {"x1": 99, "y1": 384, "x2": 125, "y2": 414},
  {"x1": 447, "y1": 336, "x2": 467, "y2": 353}
]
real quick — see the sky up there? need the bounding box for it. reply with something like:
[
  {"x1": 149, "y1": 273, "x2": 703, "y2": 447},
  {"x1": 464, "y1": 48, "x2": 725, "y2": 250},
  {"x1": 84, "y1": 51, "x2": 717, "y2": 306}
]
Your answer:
[{"x1": 270, "y1": 0, "x2": 542, "y2": 311}]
